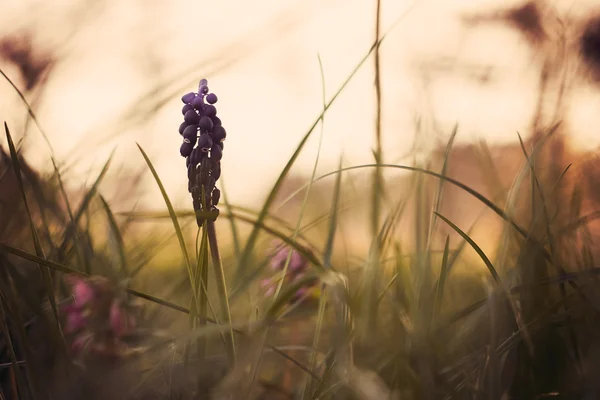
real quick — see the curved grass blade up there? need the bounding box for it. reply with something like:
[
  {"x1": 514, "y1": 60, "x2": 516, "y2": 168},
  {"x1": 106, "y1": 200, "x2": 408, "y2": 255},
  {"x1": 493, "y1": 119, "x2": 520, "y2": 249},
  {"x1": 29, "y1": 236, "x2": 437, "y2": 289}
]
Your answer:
[
  {"x1": 0, "y1": 69, "x2": 54, "y2": 153},
  {"x1": 434, "y1": 212, "x2": 501, "y2": 284},
  {"x1": 136, "y1": 143, "x2": 199, "y2": 313}
]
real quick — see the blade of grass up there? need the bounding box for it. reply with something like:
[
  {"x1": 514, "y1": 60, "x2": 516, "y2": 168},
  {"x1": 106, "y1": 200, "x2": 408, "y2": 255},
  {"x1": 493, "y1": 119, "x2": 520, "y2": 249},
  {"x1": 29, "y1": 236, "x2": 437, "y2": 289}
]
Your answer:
[
  {"x1": 365, "y1": 0, "x2": 384, "y2": 341},
  {"x1": 49, "y1": 156, "x2": 87, "y2": 275},
  {"x1": 0, "y1": 295, "x2": 30, "y2": 400},
  {"x1": 434, "y1": 212, "x2": 501, "y2": 284},
  {"x1": 0, "y1": 70, "x2": 54, "y2": 153},
  {"x1": 426, "y1": 124, "x2": 458, "y2": 257},
  {"x1": 99, "y1": 195, "x2": 128, "y2": 276},
  {"x1": 303, "y1": 154, "x2": 343, "y2": 398},
  {"x1": 433, "y1": 236, "x2": 451, "y2": 320},
  {"x1": 4, "y1": 123, "x2": 65, "y2": 348},
  {"x1": 136, "y1": 143, "x2": 199, "y2": 315},
  {"x1": 55, "y1": 149, "x2": 116, "y2": 273}
]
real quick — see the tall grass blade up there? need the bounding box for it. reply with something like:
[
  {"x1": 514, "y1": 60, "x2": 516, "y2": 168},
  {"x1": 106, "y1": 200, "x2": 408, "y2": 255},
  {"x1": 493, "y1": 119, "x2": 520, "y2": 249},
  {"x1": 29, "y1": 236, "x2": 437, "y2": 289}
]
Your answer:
[
  {"x1": 4, "y1": 123, "x2": 64, "y2": 347},
  {"x1": 56, "y1": 149, "x2": 115, "y2": 273},
  {"x1": 99, "y1": 195, "x2": 128, "y2": 275},
  {"x1": 136, "y1": 143, "x2": 199, "y2": 314},
  {"x1": 433, "y1": 236, "x2": 451, "y2": 320},
  {"x1": 426, "y1": 124, "x2": 458, "y2": 253},
  {"x1": 0, "y1": 296, "x2": 31, "y2": 400}
]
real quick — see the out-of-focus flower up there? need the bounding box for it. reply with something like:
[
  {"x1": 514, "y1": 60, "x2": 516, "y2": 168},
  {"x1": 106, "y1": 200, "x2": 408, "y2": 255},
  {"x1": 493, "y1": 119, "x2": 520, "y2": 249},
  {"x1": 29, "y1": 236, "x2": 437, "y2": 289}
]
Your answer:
[
  {"x1": 260, "y1": 278, "x2": 276, "y2": 298},
  {"x1": 109, "y1": 300, "x2": 136, "y2": 337},
  {"x1": 63, "y1": 304, "x2": 87, "y2": 334},
  {"x1": 61, "y1": 274, "x2": 138, "y2": 361},
  {"x1": 67, "y1": 275, "x2": 95, "y2": 306},
  {"x1": 269, "y1": 240, "x2": 309, "y2": 275},
  {"x1": 262, "y1": 240, "x2": 319, "y2": 305}
]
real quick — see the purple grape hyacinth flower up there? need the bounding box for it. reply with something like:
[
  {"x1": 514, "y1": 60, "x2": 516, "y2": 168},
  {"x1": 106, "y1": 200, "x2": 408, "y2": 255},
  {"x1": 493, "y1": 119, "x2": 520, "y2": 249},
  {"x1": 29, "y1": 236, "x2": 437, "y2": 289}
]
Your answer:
[{"x1": 176, "y1": 78, "x2": 226, "y2": 222}]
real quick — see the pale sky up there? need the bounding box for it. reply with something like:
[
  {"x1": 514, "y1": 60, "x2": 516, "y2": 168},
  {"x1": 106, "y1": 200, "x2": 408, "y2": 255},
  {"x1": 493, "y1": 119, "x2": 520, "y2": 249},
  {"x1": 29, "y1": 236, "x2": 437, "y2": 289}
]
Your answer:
[{"x1": 2, "y1": 0, "x2": 600, "y2": 211}]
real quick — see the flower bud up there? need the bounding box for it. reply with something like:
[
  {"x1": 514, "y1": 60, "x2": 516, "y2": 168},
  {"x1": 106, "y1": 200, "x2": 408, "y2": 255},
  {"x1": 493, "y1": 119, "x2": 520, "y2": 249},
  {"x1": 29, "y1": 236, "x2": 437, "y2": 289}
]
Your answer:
[
  {"x1": 179, "y1": 121, "x2": 188, "y2": 135},
  {"x1": 212, "y1": 188, "x2": 221, "y2": 205},
  {"x1": 212, "y1": 126, "x2": 226, "y2": 142},
  {"x1": 184, "y1": 110, "x2": 200, "y2": 124},
  {"x1": 181, "y1": 92, "x2": 196, "y2": 104},
  {"x1": 192, "y1": 96, "x2": 204, "y2": 110},
  {"x1": 211, "y1": 143, "x2": 223, "y2": 161},
  {"x1": 180, "y1": 141, "x2": 194, "y2": 157},
  {"x1": 204, "y1": 104, "x2": 217, "y2": 118},
  {"x1": 198, "y1": 133, "x2": 213, "y2": 152},
  {"x1": 198, "y1": 116, "x2": 213, "y2": 132},
  {"x1": 182, "y1": 104, "x2": 194, "y2": 115},
  {"x1": 206, "y1": 93, "x2": 218, "y2": 104},
  {"x1": 191, "y1": 147, "x2": 205, "y2": 166},
  {"x1": 183, "y1": 124, "x2": 198, "y2": 138},
  {"x1": 212, "y1": 163, "x2": 221, "y2": 180}
]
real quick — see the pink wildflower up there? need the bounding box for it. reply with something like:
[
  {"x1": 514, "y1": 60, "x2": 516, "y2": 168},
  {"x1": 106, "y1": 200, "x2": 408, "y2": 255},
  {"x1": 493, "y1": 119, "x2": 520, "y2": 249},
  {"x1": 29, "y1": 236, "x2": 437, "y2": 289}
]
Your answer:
[
  {"x1": 64, "y1": 304, "x2": 86, "y2": 334},
  {"x1": 109, "y1": 301, "x2": 135, "y2": 337},
  {"x1": 67, "y1": 276, "x2": 95, "y2": 305},
  {"x1": 261, "y1": 278, "x2": 276, "y2": 298}
]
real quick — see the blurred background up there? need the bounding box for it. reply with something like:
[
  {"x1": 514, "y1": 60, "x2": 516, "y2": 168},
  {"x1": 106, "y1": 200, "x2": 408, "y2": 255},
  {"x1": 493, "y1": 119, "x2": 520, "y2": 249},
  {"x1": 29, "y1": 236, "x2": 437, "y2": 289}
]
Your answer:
[{"x1": 3, "y1": 0, "x2": 589, "y2": 213}]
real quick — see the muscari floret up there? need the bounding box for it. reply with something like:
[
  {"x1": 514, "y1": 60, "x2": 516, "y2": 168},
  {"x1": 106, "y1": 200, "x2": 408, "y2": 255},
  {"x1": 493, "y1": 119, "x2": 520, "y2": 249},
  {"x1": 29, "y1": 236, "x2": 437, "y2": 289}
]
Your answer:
[
  {"x1": 181, "y1": 92, "x2": 196, "y2": 104},
  {"x1": 206, "y1": 93, "x2": 218, "y2": 104}
]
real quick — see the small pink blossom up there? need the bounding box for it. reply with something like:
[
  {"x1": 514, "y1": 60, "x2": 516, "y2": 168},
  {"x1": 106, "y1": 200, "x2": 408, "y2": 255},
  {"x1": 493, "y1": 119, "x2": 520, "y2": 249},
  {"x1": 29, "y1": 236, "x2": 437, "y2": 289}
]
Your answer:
[
  {"x1": 261, "y1": 278, "x2": 276, "y2": 297},
  {"x1": 293, "y1": 287, "x2": 308, "y2": 301},
  {"x1": 67, "y1": 276, "x2": 95, "y2": 305},
  {"x1": 109, "y1": 301, "x2": 135, "y2": 337},
  {"x1": 61, "y1": 274, "x2": 138, "y2": 361},
  {"x1": 269, "y1": 240, "x2": 308, "y2": 276},
  {"x1": 71, "y1": 334, "x2": 90, "y2": 354},
  {"x1": 64, "y1": 305, "x2": 87, "y2": 334}
]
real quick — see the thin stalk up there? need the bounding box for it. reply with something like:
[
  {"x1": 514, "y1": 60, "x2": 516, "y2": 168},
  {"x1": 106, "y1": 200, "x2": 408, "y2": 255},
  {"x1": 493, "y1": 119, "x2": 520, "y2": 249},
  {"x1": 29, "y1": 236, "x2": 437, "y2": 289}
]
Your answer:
[
  {"x1": 362, "y1": 0, "x2": 384, "y2": 337},
  {"x1": 372, "y1": 0, "x2": 383, "y2": 241},
  {"x1": 207, "y1": 219, "x2": 236, "y2": 364}
]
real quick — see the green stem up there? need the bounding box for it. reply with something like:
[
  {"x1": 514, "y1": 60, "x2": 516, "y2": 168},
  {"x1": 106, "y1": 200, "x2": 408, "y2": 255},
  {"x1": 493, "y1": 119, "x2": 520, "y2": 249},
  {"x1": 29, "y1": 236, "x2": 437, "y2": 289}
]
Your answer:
[{"x1": 207, "y1": 219, "x2": 236, "y2": 365}]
